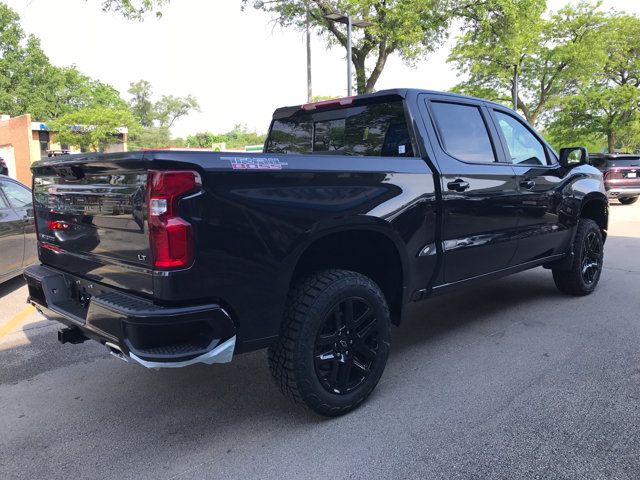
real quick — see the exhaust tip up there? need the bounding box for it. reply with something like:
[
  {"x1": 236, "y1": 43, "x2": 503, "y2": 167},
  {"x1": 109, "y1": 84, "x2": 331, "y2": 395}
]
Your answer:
[{"x1": 105, "y1": 342, "x2": 128, "y2": 362}]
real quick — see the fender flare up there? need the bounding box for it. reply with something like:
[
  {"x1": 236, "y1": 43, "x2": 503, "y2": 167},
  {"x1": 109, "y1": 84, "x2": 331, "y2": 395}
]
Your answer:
[{"x1": 282, "y1": 216, "x2": 412, "y2": 307}]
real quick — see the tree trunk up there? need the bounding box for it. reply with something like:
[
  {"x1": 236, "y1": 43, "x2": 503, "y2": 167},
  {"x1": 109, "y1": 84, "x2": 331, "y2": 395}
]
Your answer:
[
  {"x1": 607, "y1": 131, "x2": 616, "y2": 153},
  {"x1": 365, "y1": 46, "x2": 390, "y2": 94},
  {"x1": 353, "y1": 56, "x2": 367, "y2": 95}
]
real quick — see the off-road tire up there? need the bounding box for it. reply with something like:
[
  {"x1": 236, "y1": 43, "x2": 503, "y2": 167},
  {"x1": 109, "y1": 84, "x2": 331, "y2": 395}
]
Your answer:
[
  {"x1": 552, "y1": 218, "x2": 604, "y2": 296},
  {"x1": 268, "y1": 269, "x2": 391, "y2": 417}
]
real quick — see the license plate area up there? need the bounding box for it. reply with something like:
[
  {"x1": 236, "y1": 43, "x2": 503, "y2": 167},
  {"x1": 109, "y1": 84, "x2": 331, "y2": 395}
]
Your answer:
[
  {"x1": 624, "y1": 171, "x2": 637, "y2": 178},
  {"x1": 71, "y1": 281, "x2": 92, "y2": 310},
  {"x1": 50, "y1": 274, "x2": 108, "y2": 323}
]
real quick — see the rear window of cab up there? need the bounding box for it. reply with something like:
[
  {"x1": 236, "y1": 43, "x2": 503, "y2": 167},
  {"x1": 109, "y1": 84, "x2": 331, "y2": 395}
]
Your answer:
[{"x1": 266, "y1": 100, "x2": 415, "y2": 157}]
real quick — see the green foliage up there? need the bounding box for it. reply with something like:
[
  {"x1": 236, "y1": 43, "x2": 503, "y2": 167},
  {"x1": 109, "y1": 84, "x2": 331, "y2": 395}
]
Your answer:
[
  {"x1": 450, "y1": 1, "x2": 608, "y2": 126},
  {"x1": 542, "y1": 127, "x2": 607, "y2": 154},
  {"x1": 128, "y1": 80, "x2": 154, "y2": 127},
  {"x1": 184, "y1": 125, "x2": 265, "y2": 149},
  {"x1": 547, "y1": 14, "x2": 640, "y2": 153},
  {"x1": 128, "y1": 80, "x2": 199, "y2": 129},
  {"x1": 311, "y1": 95, "x2": 340, "y2": 102},
  {"x1": 603, "y1": 15, "x2": 640, "y2": 88},
  {"x1": 0, "y1": 4, "x2": 55, "y2": 118},
  {"x1": 548, "y1": 85, "x2": 640, "y2": 154},
  {"x1": 48, "y1": 107, "x2": 140, "y2": 152},
  {"x1": 126, "y1": 80, "x2": 200, "y2": 149},
  {"x1": 128, "y1": 126, "x2": 171, "y2": 150},
  {"x1": 247, "y1": 0, "x2": 453, "y2": 94},
  {"x1": 0, "y1": 3, "x2": 129, "y2": 120},
  {"x1": 97, "y1": 0, "x2": 168, "y2": 20},
  {"x1": 155, "y1": 94, "x2": 199, "y2": 128}
]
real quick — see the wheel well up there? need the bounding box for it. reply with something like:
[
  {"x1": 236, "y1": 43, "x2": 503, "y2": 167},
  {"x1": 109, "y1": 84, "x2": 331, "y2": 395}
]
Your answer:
[
  {"x1": 580, "y1": 198, "x2": 608, "y2": 240},
  {"x1": 291, "y1": 230, "x2": 404, "y2": 325}
]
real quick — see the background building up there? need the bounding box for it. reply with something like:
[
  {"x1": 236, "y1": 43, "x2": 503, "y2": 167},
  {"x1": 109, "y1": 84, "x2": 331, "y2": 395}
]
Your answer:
[{"x1": 0, "y1": 114, "x2": 128, "y2": 185}]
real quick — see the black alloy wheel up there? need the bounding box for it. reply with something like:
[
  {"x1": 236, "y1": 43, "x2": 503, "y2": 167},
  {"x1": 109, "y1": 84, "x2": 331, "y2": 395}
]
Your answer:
[
  {"x1": 581, "y1": 231, "x2": 602, "y2": 286},
  {"x1": 552, "y1": 218, "x2": 604, "y2": 296},
  {"x1": 314, "y1": 297, "x2": 381, "y2": 395},
  {"x1": 269, "y1": 269, "x2": 391, "y2": 416}
]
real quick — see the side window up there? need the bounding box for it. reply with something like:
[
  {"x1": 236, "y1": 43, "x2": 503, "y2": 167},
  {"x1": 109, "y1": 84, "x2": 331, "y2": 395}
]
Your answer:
[
  {"x1": 430, "y1": 101, "x2": 496, "y2": 163},
  {"x1": 0, "y1": 190, "x2": 7, "y2": 209},
  {"x1": 0, "y1": 181, "x2": 32, "y2": 208},
  {"x1": 494, "y1": 111, "x2": 548, "y2": 166}
]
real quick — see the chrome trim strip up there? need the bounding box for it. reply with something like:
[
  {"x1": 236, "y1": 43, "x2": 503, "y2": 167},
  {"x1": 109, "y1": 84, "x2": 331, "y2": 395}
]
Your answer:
[{"x1": 128, "y1": 336, "x2": 236, "y2": 369}]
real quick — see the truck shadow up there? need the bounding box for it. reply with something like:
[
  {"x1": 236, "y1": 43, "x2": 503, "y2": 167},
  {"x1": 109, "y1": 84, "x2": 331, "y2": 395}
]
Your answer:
[
  {"x1": 3, "y1": 267, "x2": 561, "y2": 423},
  {"x1": 1, "y1": 233, "x2": 637, "y2": 472},
  {"x1": 0, "y1": 274, "x2": 25, "y2": 299},
  {"x1": 394, "y1": 268, "x2": 560, "y2": 354}
]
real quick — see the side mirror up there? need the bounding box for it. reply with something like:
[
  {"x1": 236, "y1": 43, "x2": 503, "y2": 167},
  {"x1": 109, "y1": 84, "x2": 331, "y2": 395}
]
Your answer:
[{"x1": 560, "y1": 147, "x2": 588, "y2": 167}]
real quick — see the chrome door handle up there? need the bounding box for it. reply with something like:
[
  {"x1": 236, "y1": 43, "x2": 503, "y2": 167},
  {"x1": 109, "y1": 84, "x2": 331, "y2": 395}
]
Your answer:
[
  {"x1": 519, "y1": 179, "x2": 535, "y2": 190},
  {"x1": 447, "y1": 179, "x2": 470, "y2": 192}
]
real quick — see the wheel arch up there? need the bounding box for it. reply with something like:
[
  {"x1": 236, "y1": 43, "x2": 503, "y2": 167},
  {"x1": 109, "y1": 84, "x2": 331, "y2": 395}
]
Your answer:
[
  {"x1": 287, "y1": 221, "x2": 410, "y2": 326},
  {"x1": 579, "y1": 193, "x2": 608, "y2": 241}
]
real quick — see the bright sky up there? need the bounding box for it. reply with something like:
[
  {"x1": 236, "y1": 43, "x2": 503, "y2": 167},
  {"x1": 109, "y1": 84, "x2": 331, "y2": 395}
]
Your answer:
[{"x1": 5, "y1": 0, "x2": 640, "y2": 137}]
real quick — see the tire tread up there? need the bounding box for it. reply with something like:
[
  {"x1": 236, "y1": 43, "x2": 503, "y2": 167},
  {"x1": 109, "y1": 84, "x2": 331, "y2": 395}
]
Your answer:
[
  {"x1": 268, "y1": 269, "x2": 389, "y2": 416},
  {"x1": 552, "y1": 218, "x2": 603, "y2": 296}
]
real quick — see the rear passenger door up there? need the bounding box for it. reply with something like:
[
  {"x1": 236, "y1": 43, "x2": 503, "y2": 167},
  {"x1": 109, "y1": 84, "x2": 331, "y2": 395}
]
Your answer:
[
  {"x1": 487, "y1": 108, "x2": 571, "y2": 264},
  {"x1": 422, "y1": 96, "x2": 520, "y2": 284}
]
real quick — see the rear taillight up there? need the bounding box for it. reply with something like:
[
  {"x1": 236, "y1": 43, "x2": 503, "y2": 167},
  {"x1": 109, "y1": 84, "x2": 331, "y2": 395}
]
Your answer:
[
  {"x1": 46, "y1": 220, "x2": 70, "y2": 231},
  {"x1": 146, "y1": 170, "x2": 201, "y2": 269}
]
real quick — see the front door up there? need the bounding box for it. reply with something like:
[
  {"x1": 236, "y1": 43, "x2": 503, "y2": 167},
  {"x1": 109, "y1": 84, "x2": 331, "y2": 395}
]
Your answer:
[
  {"x1": 488, "y1": 108, "x2": 572, "y2": 265},
  {"x1": 423, "y1": 96, "x2": 520, "y2": 284}
]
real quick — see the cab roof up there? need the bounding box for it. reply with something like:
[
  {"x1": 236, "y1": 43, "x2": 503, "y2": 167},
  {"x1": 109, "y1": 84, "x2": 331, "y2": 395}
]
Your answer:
[{"x1": 271, "y1": 88, "x2": 507, "y2": 120}]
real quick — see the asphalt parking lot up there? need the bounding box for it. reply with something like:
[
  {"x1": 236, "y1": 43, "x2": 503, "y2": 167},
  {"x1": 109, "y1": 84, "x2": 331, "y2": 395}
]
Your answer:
[{"x1": 1, "y1": 202, "x2": 639, "y2": 480}]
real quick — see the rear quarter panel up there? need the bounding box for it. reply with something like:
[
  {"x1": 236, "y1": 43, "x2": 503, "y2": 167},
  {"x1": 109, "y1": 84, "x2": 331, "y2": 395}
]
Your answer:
[{"x1": 146, "y1": 151, "x2": 437, "y2": 350}]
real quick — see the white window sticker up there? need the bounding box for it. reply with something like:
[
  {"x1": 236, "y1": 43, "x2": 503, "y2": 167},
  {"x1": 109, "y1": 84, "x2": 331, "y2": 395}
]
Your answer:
[{"x1": 398, "y1": 145, "x2": 406, "y2": 155}]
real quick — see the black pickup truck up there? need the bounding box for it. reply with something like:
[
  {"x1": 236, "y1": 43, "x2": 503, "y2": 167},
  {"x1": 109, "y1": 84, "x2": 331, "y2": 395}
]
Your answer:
[{"x1": 25, "y1": 89, "x2": 608, "y2": 416}]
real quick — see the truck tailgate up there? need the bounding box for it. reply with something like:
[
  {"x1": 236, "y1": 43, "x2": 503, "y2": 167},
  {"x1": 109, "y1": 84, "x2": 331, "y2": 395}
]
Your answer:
[{"x1": 32, "y1": 154, "x2": 153, "y2": 296}]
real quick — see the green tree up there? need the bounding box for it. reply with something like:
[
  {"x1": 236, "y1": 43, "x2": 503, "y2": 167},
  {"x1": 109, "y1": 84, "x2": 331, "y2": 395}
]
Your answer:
[
  {"x1": 97, "y1": 0, "x2": 168, "y2": 19},
  {"x1": 450, "y1": 1, "x2": 608, "y2": 126},
  {"x1": 548, "y1": 85, "x2": 640, "y2": 153},
  {"x1": 185, "y1": 131, "x2": 217, "y2": 148},
  {"x1": 48, "y1": 106, "x2": 140, "y2": 152},
  {"x1": 154, "y1": 94, "x2": 199, "y2": 128},
  {"x1": 0, "y1": 4, "x2": 58, "y2": 118},
  {"x1": 547, "y1": 15, "x2": 640, "y2": 153},
  {"x1": 310, "y1": 95, "x2": 340, "y2": 102},
  {"x1": 128, "y1": 80, "x2": 199, "y2": 128},
  {"x1": 128, "y1": 126, "x2": 172, "y2": 149},
  {"x1": 126, "y1": 80, "x2": 200, "y2": 148},
  {"x1": 185, "y1": 125, "x2": 265, "y2": 149},
  {"x1": 0, "y1": 3, "x2": 129, "y2": 120},
  {"x1": 128, "y1": 80, "x2": 155, "y2": 126},
  {"x1": 248, "y1": 0, "x2": 454, "y2": 94},
  {"x1": 43, "y1": 66, "x2": 129, "y2": 118},
  {"x1": 601, "y1": 14, "x2": 640, "y2": 88}
]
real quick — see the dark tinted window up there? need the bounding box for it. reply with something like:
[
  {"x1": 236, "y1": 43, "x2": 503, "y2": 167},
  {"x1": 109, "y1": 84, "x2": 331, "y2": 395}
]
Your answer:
[
  {"x1": 593, "y1": 157, "x2": 640, "y2": 168},
  {"x1": 431, "y1": 102, "x2": 496, "y2": 163},
  {"x1": 494, "y1": 111, "x2": 548, "y2": 165},
  {"x1": 267, "y1": 100, "x2": 414, "y2": 157}
]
